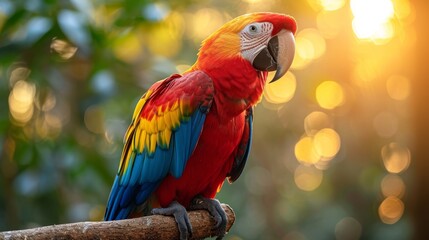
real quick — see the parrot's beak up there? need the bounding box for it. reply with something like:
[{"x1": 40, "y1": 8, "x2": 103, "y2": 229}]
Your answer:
[{"x1": 252, "y1": 30, "x2": 295, "y2": 83}]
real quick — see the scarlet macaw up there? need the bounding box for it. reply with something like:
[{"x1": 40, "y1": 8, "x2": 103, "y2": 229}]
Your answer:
[{"x1": 104, "y1": 12, "x2": 296, "y2": 239}]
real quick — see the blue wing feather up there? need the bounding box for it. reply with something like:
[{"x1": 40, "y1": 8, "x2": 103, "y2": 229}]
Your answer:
[{"x1": 170, "y1": 111, "x2": 206, "y2": 178}]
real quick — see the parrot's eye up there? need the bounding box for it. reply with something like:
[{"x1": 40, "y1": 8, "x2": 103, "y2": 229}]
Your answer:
[{"x1": 248, "y1": 24, "x2": 259, "y2": 34}]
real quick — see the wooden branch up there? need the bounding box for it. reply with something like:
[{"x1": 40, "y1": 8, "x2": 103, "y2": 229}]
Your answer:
[{"x1": 0, "y1": 204, "x2": 235, "y2": 240}]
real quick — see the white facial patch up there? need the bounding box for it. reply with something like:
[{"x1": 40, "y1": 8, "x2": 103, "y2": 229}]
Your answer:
[{"x1": 240, "y1": 22, "x2": 274, "y2": 63}]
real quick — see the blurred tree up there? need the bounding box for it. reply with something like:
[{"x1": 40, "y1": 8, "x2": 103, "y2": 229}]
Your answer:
[
  {"x1": 411, "y1": 0, "x2": 429, "y2": 239},
  {"x1": 0, "y1": 0, "x2": 173, "y2": 230}
]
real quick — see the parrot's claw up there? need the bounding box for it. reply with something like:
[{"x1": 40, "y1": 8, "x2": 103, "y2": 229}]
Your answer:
[
  {"x1": 189, "y1": 196, "x2": 227, "y2": 240},
  {"x1": 152, "y1": 201, "x2": 192, "y2": 240}
]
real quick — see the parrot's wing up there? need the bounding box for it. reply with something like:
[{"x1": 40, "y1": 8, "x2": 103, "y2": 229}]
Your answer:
[
  {"x1": 227, "y1": 107, "x2": 253, "y2": 183},
  {"x1": 104, "y1": 71, "x2": 214, "y2": 220}
]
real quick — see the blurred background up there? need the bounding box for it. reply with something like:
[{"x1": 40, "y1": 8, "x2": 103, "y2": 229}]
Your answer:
[{"x1": 1, "y1": 0, "x2": 427, "y2": 239}]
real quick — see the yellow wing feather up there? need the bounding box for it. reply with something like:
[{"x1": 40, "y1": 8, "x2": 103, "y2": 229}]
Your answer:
[{"x1": 118, "y1": 88, "x2": 192, "y2": 176}]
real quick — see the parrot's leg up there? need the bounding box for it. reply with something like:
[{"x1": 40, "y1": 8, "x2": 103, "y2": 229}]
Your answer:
[
  {"x1": 151, "y1": 201, "x2": 192, "y2": 240},
  {"x1": 189, "y1": 195, "x2": 227, "y2": 240}
]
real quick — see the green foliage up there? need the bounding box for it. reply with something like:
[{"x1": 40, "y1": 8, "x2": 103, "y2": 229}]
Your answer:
[{"x1": 0, "y1": 0, "x2": 166, "y2": 229}]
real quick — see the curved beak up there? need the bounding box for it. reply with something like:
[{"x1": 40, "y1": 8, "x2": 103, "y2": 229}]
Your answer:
[{"x1": 252, "y1": 30, "x2": 295, "y2": 83}]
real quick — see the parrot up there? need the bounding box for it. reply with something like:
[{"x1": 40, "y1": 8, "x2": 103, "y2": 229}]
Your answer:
[{"x1": 104, "y1": 12, "x2": 296, "y2": 239}]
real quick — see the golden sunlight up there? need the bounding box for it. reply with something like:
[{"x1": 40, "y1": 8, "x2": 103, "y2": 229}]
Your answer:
[
  {"x1": 308, "y1": 0, "x2": 346, "y2": 11},
  {"x1": 242, "y1": 0, "x2": 263, "y2": 3},
  {"x1": 300, "y1": 29, "x2": 326, "y2": 59},
  {"x1": 379, "y1": 196, "x2": 404, "y2": 224},
  {"x1": 294, "y1": 136, "x2": 320, "y2": 164},
  {"x1": 386, "y1": 75, "x2": 410, "y2": 100},
  {"x1": 146, "y1": 12, "x2": 184, "y2": 57},
  {"x1": 350, "y1": 0, "x2": 395, "y2": 43},
  {"x1": 8, "y1": 80, "x2": 36, "y2": 125},
  {"x1": 316, "y1": 10, "x2": 343, "y2": 39},
  {"x1": 381, "y1": 143, "x2": 411, "y2": 174},
  {"x1": 304, "y1": 111, "x2": 333, "y2": 136},
  {"x1": 294, "y1": 165, "x2": 323, "y2": 191},
  {"x1": 320, "y1": 0, "x2": 346, "y2": 11},
  {"x1": 291, "y1": 28, "x2": 326, "y2": 70},
  {"x1": 188, "y1": 8, "x2": 224, "y2": 43},
  {"x1": 291, "y1": 37, "x2": 312, "y2": 70},
  {"x1": 313, "y1": 128, "x2": 341, "y2": 160},
  {"x1": 316, "y1": 81, "x2": 345, "y2": 109},
  {"x1": 264, "y1": 72, "x2": 296, "y2": 104},
  {"x1": 393, "y1": 0, "x2": 412, "y2": 20}
]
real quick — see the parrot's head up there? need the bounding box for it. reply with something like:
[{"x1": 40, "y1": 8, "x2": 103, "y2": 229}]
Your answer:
[{"x1": 195, "y1": 12, "x2": 297, "y2": 83}]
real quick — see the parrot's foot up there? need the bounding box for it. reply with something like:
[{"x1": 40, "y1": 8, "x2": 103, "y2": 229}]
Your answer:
[
  {"x1": 189, "y1": 196, "x2": 227, "y2": 240},
  {"x1": 152, "y1": 201, "x2": 192, "y2": 240}
]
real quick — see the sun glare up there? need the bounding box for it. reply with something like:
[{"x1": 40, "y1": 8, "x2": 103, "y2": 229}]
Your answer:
[
  {"x1": 307, "y1": 0, "x2": 346, "y2": 11},
  {"x1": 350, "y1": 0, "x2": 395, "y2": 43}
]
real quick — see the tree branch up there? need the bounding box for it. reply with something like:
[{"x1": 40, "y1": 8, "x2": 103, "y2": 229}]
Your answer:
[{"x1": 0, "y1": 204, "x2": 235, "y2": 240}]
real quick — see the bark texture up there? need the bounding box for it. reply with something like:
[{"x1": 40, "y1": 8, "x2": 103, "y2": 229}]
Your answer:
[{"x1": 0, "y1": 204, "x2": 235, "y2": 240}]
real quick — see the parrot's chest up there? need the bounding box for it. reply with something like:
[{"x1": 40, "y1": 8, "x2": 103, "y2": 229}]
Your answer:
[
  {"x1": 191, "y1": 111, "x2": 245, "y2": 169},
  {"x1": 155, "y1": 111, "x2": 246, "y2": 207}
]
